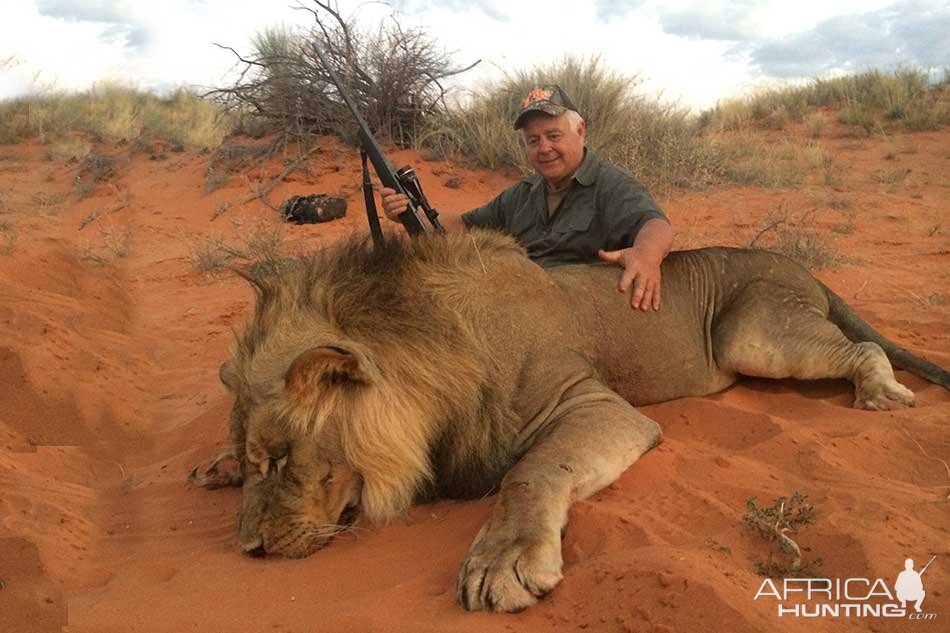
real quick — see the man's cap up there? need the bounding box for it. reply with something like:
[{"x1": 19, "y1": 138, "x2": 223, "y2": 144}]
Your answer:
[{"x1": 513, "y1": 85, "x2": 579, "y2": 130}]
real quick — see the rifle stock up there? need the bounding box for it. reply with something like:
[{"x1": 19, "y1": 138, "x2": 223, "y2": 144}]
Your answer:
[{"x1": 311, "y1": 42, "x2": 429, "y2": 237}]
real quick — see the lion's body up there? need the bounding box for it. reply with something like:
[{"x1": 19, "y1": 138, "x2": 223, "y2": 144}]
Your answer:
[
  {"x1": 208, "y1": 229, "x2": 948, "y2": 612},
  {"x1": 553, "y1": 248, "x2": 825, "y2": 406}
]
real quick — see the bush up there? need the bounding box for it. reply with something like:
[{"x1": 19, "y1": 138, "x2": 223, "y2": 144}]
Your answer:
[{"x1": 209, "y1": 4, "x2": 474, "y2": 147}]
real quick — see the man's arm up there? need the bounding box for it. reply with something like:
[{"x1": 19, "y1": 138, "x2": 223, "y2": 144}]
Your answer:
[
  {"x1": 598, "y1": 218, "x2": 672, "y2": 311},
  {"x1": 379, "y1": 187, "x2": 467, "y2": 232}
]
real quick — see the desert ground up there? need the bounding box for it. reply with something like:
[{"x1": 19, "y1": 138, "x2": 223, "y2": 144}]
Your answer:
[{"x1": 0, "y1": 118, "x2": 948, "y2": 632}]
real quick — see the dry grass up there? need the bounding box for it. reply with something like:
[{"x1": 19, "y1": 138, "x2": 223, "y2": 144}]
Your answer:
[
  {"x1": 44, "y1": 137, "x2": 92, "y2": 162},
  {"x1": 709, "y1": 135, "x2": 806, "y2": 188},
  {"x1": 0, "y1": 83, "x2": 231, "y2": 149},
  {"x1": 80, "y1": 226, "x2": 130, "y2": 265},
  {"x1": 749, "y1": 206, "x2": 848, "y2": 271},
  {"x1": 805, "y1": 113, "x2": 826, "y2": 139},
  {"x1": 704, "y1": 68, "x2": 950, "y2": 135},
  {"x1": 190, "y1": 219, "x2": 291, "y2": 277},
  {"x1": 872, "y1": 166, "x2": 912, "y2": 185}
]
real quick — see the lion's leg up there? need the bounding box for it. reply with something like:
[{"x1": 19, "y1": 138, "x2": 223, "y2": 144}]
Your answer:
[
  {"x1": 457, "y1": 378, "x2": 661, "y2": 612},
  {"x1": 713, "y1": 283, "x2": 915, "y2": 410}
]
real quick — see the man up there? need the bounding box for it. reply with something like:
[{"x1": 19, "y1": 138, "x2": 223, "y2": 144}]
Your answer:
[{"x1": 381, "y1": 85, "x2": 673, "y2": 311}]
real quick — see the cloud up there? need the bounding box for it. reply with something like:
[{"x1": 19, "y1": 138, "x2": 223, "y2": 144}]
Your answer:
[
  {"x1": 391, "y1": 0, "x2": 510, "y2": 23},
  {"x1": 36, "y1": 0, "x2": 130, "y2": 23},
  {"x1": 659, "y1": 1, "x2": 765, "y2": 41},
  {"x1": 36, "y1": 0, "x2": 149, "y2": 51},
  {"x1": 747, "y1": 0, "x2": 950, "y2": 77},
  {"x1": 594, "y1": 0, "x2": 647, "y2": 22}
]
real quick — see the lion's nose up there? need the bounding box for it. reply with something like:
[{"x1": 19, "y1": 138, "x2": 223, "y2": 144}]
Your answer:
[{"x1": 246, "y1": 545, "x2": 266, "y2": 558}]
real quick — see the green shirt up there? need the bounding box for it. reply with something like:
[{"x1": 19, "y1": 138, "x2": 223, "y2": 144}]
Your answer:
[{"x1": 461, "y1": 149, "x2": 668, "y2": 267}]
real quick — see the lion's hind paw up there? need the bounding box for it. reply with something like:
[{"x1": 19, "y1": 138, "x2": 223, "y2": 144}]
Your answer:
[
  {"x1": 854, "y1": 379, "x2": 916, "y2": 411},
  {"x1": 188, "y1": 452, "x2": 243, "y2": 489}
]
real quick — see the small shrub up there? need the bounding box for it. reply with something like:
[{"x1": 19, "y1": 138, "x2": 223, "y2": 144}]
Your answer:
[
  {"x1": 872, "y1": 167, "x2": 911, "y2": 184},
  {"x1": 744, "y1": 492, "x2": 822, "y2": 577},
  {"x1": 837, "y1": 103, "x2": 877, "y2": 135},
  {"x1": 75, "y1": 154, "x2": 117, "y2": 198},
  {"x1": 749, "y1": 207, "x2": 844, "y2": 270},
  {"x1": 803, "y1": 142, "x2": 832, "y2": 170},
  {"x1": 827, "y1": 196, "x2": 850, "y2": 210},
  {"x1": 80, "y1": 226, "x2": 130, "y2": 265},
  {"x1": 47, "y1": 137, "x2": 92, "y2": 162},
  {"x1": 190, "y1": 220, "x2": 292, "y2": 277}
]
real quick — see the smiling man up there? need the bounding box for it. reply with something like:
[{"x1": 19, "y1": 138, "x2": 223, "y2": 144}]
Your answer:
[{"x1": 382, "y1": 85, "x2": 673, "y2": 310}]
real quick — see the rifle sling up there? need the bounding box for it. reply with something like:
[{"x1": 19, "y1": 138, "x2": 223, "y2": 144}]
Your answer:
[{"x1": 361, "y1": 149, "x2": 384, "y2": 249}]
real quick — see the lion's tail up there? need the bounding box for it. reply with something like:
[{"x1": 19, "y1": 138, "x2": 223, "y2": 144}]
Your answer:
[{"x1": 821, "y1": 283, "x2": 950, "y2": 389}]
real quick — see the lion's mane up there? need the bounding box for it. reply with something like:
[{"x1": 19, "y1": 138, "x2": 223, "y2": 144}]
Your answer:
[{"x1": 227, "y1": 231, "x2": 533, "y2": 522}]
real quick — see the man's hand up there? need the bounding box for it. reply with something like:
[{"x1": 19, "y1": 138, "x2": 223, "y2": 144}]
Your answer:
[
  {"x1": 597, "y1": 246, "x2": 663, "y2": 311},
  {"x1": 380, "y1": 187, "x2": 410, "y2": 222}
]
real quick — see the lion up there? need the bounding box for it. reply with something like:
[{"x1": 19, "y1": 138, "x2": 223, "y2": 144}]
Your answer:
[{"x1": 192, "y1": 228, "x2": 948, "y2": 613}]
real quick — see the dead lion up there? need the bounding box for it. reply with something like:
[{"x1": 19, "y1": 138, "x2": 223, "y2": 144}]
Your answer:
[{"x1": 194, "y1": 229, "x2": 948, "y2": 612}]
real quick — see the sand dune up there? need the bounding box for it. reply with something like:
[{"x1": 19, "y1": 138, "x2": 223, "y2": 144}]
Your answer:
[{"x1": 0, "y1": 125, "x2": 947, "y2": 632}]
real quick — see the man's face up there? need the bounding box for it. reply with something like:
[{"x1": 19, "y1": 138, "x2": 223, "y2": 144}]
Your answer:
[{"x1": 520, "y1": 112, "x2": 586, "y2": 187}]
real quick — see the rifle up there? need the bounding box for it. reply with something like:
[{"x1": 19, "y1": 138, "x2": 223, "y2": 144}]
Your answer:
[{"x1": 311, "y1": 41, "x2": 445, "y2": 243}]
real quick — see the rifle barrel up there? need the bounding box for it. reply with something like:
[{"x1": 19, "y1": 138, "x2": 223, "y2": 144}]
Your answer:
[{"x1": 311, "y1": 42, "x2": 427, "y2": 236}]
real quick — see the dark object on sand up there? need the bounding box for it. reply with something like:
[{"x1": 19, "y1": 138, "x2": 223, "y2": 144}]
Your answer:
[{"x1": 281, "y1": 194, "x2": 347, "y2": 224}]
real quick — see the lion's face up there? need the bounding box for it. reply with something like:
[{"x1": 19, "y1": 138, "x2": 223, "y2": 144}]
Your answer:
[
  {"x1": 221, "y1": 350, "x2": 365, "y2": 559},
  {"x1": 236, "y1": 429, "x2": 361, "y2": 558}
]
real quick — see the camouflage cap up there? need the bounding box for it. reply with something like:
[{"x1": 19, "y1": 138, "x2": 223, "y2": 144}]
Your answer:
[{"x1": 513, "y1": 85, "x2": 579, "y2": 130}]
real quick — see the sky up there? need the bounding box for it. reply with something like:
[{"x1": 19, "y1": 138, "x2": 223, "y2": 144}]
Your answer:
[{"x1": 1, "y1": 0, "x2": 949, "y2": 110}]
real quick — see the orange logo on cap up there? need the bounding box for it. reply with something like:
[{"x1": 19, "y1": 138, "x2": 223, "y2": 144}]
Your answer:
[{"x1": 522, "y1": 88, "x2": 553, "y2": 107}]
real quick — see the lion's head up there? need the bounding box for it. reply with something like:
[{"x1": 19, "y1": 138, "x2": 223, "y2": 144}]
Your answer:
[
  {"x1": 220, "y1": 232, "x2": 524, "y2": 557},
  {"x1": 220, "y1": 349, "x2": 364, "y2": 558}
]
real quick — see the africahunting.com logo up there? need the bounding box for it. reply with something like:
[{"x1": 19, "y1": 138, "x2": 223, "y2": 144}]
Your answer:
[{"x1": 754, "y1": 556, "x2": 937, "y2": 620}]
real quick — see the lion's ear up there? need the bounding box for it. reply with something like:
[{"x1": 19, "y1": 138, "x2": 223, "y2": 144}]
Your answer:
[{"x1": 284, "y1": 346, "x2": 370, "y2": 398}]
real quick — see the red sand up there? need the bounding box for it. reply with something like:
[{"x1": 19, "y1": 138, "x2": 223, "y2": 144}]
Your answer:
[{"x1": 0, "y1": 124, "x2": 947, "y2": 633}]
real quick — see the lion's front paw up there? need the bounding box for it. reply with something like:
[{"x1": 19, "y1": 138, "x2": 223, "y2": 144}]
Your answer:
[
  {"x1": 457, "y1": 526, "x2": 563, "y2": 612},
  {"x1": 188, "y1": 452, "x2": 243, "y2": 489},
  {"x1": 854, "y1": 378, "x2": 916, "y2": 411}
]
